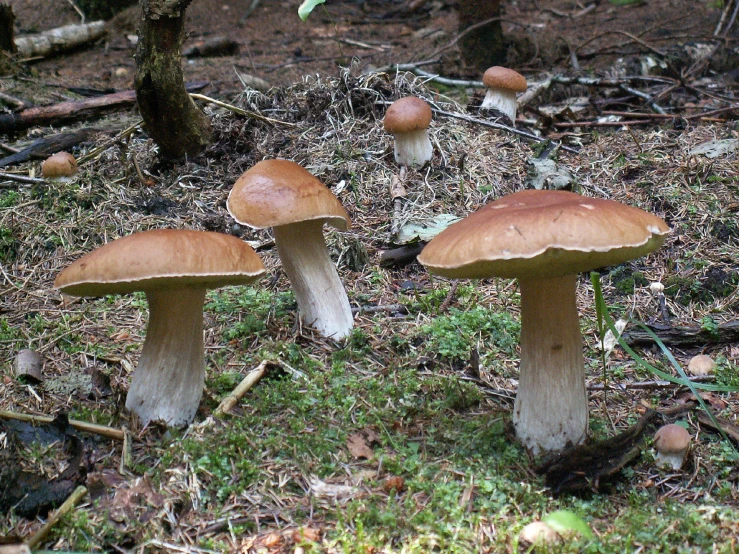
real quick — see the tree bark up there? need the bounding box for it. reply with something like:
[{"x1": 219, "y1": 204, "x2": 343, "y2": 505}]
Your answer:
[
  {"x1": 458, "y1": 0, "x2": 506, "y2": 72},
  {"x1": 134, "y1": 0, "x2": 212, "y2": 160},
  {"x1": 0, "y1": 4, "x2": 15, "y2": 53}
]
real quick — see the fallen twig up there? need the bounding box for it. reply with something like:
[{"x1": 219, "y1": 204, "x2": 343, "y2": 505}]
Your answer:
[
  {"x1": 432, "y1": 108, "x2": 580, "y2": 154},
  {"x1": 26, "y1": 485, "x2": 88, "y2": 549},
  {"x1": 351, "y1": 303, "x2": 407, "y2": 315},
  {"x1": 0, "y1": 410, "x2": 125, "y2": 441},
  {"x1": 14, "y1": 21, "x2": 104, "y2": 59},
  {"x1": 588, "y1": 376, "x2": 715, "y2": 391},
  {"x1": 621, "y1": 320, "x2": 739, "y2": 347},
  {"x1": 189, "y1": 93, "x2": 295, "y2": 127},
  {"x1": 0, "y1": 171, "x2": 46, "y2": 185},
  {"x1": 214, "y1": 360, "x2": 271, "y2": 416}
]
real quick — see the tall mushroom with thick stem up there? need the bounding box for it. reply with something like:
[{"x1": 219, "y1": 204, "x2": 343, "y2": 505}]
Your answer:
[
  {"x1": 418, "y1": 189, "x2": 669, "y2": 454},
  {"x1": 54, "y1": 229, "x2": 265, "y2": 426},
  {"x1": 227, "y1": 159, "x2": 354, "y2": 340},
  {"x1": 384, "y1": 96, "x2": 433, "y2": 167},
  {"x1": 480, "y1": 66, "x2": 527, "y2": 124}
]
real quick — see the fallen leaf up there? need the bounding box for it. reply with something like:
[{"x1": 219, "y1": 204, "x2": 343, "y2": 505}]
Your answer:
[
  {"x1": 689, "y1": 139, "x2": 738, "y2": 158},
  {"x1": 308, "y1": 476, "x2": 358, "y2": 500},
  {"x1": 347, "y1": 433, "x2": 374, "y2": 459}
]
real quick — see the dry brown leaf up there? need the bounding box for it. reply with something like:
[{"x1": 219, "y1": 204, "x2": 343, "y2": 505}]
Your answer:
[{"x1": 347, "y1": 432, "x2": 374, "y2": 459}]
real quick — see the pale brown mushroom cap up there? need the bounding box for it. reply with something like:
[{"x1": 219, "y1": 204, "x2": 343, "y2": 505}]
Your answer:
[
  {"x1": 42, "y1": 151, "x2": 78, "y2": 178},
  {"x1": 418, "y1": 189, "x2": 670, "y2": 279},
  {"x1": 383, "y1": 96, "x2": 433, "y2": 134},
  {"x1": 687, "y1": 354, "x2": 715, "y2": 376},
  {"x1": 482, "y1": 66, "x2": 527, "y2": 92},
  {"x1": 654, "y1": 424, "x2": 691, "y2": 454},
  {"x1": 54, "y1": 229, "x2": 266, "y2": 297},
  {"x1": 227, "y1": 159, "x2": 350, "y2": 231}
]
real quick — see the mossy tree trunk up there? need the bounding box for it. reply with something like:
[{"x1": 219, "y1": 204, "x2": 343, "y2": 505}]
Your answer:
[
  {"x1": 458, "y1": 0, "x2": 506, "y2": 72},
  {"x1": 134, "y1": 0, "x2": 212, "y2": 160}
]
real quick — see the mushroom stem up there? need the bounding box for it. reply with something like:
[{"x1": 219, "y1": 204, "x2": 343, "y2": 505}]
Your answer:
[
  {"x1": 480, "y1": 87, "x2": 517, "y2": 122},
  {"x1": 513, "y1": 274, "x2": 588, "y2": 454},
  {"x1": 274, "y1": 220, "x2": 354, "y2": 339},
  {"x1": 394, "y1": 129, "x2": 433, "y2": 167},
  {"x1": 126, "y1": 287, "x2": 206, "y2": 426}
]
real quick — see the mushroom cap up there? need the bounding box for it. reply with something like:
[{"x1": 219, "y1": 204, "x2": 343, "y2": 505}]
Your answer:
[
  {"x1": 519, "y1": 521, "x2": 561, "y2": 546},
  {"x1": 55, "y1": 229, "x2": 266, "y2": 297},
  {"x1": 383, "y1": 96, "x2": 433, "y2": 134},
  {"x1": 42, "y1": 151, "x2": 78, "y2": 178},
  {"x1": 418, "y1": 189, "x2": 670, "y2": 280},
  {"x1": 482, "y1": 66, "x2": 528, "y2": 92},
  {"x1": 687, "y1": 354, "x2": 715, "y2": 376},
  {"x1": 227, "y1": 159, "x2": 350, "y2": 231},
  {"x1": 654, "y1": 424, "x2": 691, "y2": 454},
  {"x1": 418, "y1": 190, "x2": 670, "y2": 279}
]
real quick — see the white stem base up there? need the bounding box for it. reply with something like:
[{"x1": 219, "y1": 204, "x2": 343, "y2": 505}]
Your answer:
[
  {"x1": 274, "y1": 221, "x2": 354, "y2": 339},
  {"x1": 394, "y1": 129, "x2": 433, "y2": 167},
  {"x1": 513, "y1": 275, "x2": 588, "y2": 454},
  {"x1": 125, "y1": 287, "x2": 206, "y2": 426},
  {"x1": 480, "y1": 88, "x2": 517, "y2": 123}
]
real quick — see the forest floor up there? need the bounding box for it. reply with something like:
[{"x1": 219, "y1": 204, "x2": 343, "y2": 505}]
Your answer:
[{"x1": 1, "y1": 0, "x2": 739, "y2": 552}]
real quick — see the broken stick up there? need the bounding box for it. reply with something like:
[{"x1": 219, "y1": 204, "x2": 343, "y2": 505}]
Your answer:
[
  {"x1": 0, "y1": 410, "x2": 125, "y2": 441},
  {"x1": 27, "y1": 485, "x2": 88, "y2": 549},
  {"x1": 214, "y1": 360, "x2": 271, "y2": 416}
]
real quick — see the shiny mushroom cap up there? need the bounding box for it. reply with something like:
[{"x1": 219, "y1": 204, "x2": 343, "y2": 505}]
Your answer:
[
  {"x1": 418, "y1": 189, "x2": 670, "y2": 280},
  {"x1": 655, "y1": 424, "x2": 691, "y2": 454},
  {"x1": 42, "y1": 152, "x2": 78, "y2": 179},
  {"x1": 519, "y1": 521, "x2": 561, "y2": 547},
  {"x1": 227, "y1": 159, "x2": 350, "y2": 231},
  {"x1": 482, "y1": 66, "x2": 528, "y2": 92},
  {"x1": 383, "y1": 96, "x2": 433, "y2": 134},
  {"x1": 54, "y1": 229, "x2": 266, "y2": 297}
]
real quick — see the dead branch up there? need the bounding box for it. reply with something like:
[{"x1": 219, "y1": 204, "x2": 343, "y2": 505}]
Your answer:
[
  {"x1": 0, "y1": 82, "x2": 207, "y2": 136},
  {"x1": 14, "y1": 21, "x2": 105, "y2": 59},
  {"x1": 189, "y1": 93, "x2": 295, "y2": 127},
  {"x1": 621, "y1": 320, "x2": 739, "y2": 347},
  {"x1": 0, "y1": 171, "x2": 46, "y2": 186},
  {"x1": 26, "y1": 485, "x2": 88, "y2": 549},
  {"x1": 432, "y1": 108, "x2": 580, "y2": 154},
  {"x1": 0, "y1": 410, "x2": 125, "y2": 441},
  {"x1": 378, "y1": 242, "x2": 426, "y2": 267},
  {"x1": 588, "y1": 376, "x2": 716, "y2": 391},
  {"x1": 351, "y1": 304, "x2": 407, "y2": 315},
  {"x1": 214, "y1": 360, "x2": 271, "y2": 416}
]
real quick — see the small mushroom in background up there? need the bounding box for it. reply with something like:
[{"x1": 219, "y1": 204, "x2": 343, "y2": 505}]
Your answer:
[
  {"x1": 654, "y1": 423, "x2": 691, "y2": 470},
  {"x1": 418, "y1": 189, "x2": 670, "y2": 454},
  {"x1": 54, "y1": 229, "x2": 266, "y2": 426},
  {"x1": 227, "y1": 159, "x2": 354, "y2": 340},
  {"x1": 519, "y1": 521, "x2": 561, "y2": 549},
  {"x1": 383, "y1": 96, "x2": 433, "y2": 167},
  {"x1": 41, "y1": 151, "x2": 78, "y2": 181},
  {"x1": 15, "y1": 348, "x2": 43, "y2": 383},
  {"x1": 480, "y1": 66, "x2": 527, "y2": 123},
  {"x1": 687, "y1": 354, "x2": 715, "y2": 376}
]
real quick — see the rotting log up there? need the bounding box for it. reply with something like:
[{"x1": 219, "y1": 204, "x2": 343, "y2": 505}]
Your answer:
[
  {"x1": 0, "y1": 82, "x2": 207, "y2": 137},
  {"x1": 621, "y1": 320, "x2": 739, "y2": 347},
  {"x1": 14, "y1": 21, "x2": 105, "y2": 59},
  {"x1": 134, "y1": 0, "x2": 213, "y2": 160}
]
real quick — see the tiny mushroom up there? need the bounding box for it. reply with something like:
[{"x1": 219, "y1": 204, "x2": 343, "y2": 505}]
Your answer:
[
  {"x1": 519, "y1": 521, "x2": 561, "y2": 549},
  {"x1": 654, "y1": 423, "x2": 691, "y2": 470},
  {"x1": 55, "y1": 229, "x2": 266, "y2": 426},
  {"x1": 687, "y1": 354, "x2": 715, "y2": 376},
  {"x1": 42, "y1": 151, "x2": 78, "y2": 181},
  {"x1": 480, "y1": 66, "x2": 527, "y2": 123},
  {"x1": 418, "y1": 189, "x2": 670, "y2": 454},
  {"x1": 383, "y1": 96, "x2": 433, "y2": 167},
  {"x1": 227, "y1": 159, "x2": 354, "y2": 339}
]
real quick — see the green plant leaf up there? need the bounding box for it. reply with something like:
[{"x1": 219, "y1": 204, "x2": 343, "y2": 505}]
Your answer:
[
  {"x1": 298, "y1": 0, "x2": 325, "y2": 20},
  {"x1": 542, "y1": 510, "x2": 594, "y2": 539}
]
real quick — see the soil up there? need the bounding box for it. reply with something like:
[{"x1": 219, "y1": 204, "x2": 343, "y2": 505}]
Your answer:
[{"x1": 5, "y1": 0, "x2": 733, "y2": 95}]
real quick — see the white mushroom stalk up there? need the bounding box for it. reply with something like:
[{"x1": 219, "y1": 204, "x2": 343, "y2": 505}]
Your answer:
[
  {"x1": 480, "y1": 87, "x2": 517, "y2": 122},
  {"x1": 126, "y1": 287, "x2": 206, "y2": 426},
  {"x1": 394, "y1": 129, "x2": 433, "y2": 167},
  {"x1": 513, "y1": 275, "x2": 588, "y2": 455},
  {"x1": 273, "y1": 220, "x2": 353, "y2": 339}
]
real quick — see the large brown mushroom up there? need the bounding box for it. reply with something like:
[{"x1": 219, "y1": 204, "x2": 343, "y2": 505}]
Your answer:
[
  {"x1": 227, "y1": 159, "x2": 354, "y2": 339},
  {"x1": 418, "y1": 189, "x2": 669, "y2": 454},
  {"x1": 55, "y1": 229, "x2": 266, "y2": 426}
]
